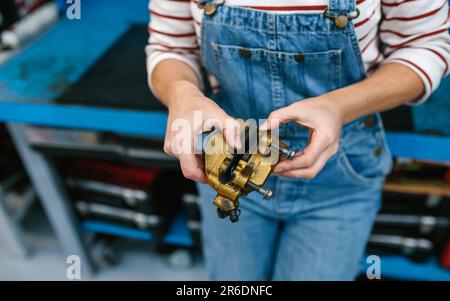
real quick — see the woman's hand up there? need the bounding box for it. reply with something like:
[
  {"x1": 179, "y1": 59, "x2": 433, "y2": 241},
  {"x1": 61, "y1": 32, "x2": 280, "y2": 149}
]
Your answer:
[
  {"x1": 261, "y1": 96, "x2": 344, "y2": 179},
  {"x1": 164, "y1": 81, "x2": 241, "y2": 183}
]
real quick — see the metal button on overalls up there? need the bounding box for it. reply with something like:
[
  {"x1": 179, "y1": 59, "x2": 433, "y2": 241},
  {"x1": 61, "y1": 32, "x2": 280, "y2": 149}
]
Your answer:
[
  {"x1": 205, "y1": 5, "x2": 218, "y2": 16},
  {"x1": 374, "y1": 147, "x2": 383, "y2": 157},
  {"x1": 203, "y1": 0, "x2": 224, "y2": 16},
  {"x1": 295, "y1": 54, "x2": 305, "y2": 62},
  {"x1": 364, "y1": 117, "x2": 376, "y2": 127},
  {"x1": 334, "y1": 16, "x2": 349, "y2": 28},
  {"x1": 324, "y1": 7, "x2": 360, "y2": 29},
  {"x1": 239, "y1": 49, "x2": 251, "y2": 58}
]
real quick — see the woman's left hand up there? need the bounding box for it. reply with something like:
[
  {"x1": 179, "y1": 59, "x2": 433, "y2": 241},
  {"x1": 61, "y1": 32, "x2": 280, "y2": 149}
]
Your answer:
[{"x1": 261, "y1": 96, "x2": 344, "y2": 179}]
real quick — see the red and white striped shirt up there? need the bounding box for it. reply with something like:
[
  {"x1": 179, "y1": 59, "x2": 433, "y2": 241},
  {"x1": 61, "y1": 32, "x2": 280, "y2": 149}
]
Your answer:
[{"x1": 146, "y1": 0, "x2": 450, "y2": 103}]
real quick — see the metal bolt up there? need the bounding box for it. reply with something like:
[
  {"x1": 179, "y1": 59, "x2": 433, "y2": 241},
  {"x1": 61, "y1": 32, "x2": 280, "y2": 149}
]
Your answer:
[
  {"x1": 247, "y1": 181, "x2": 273, "y2": 200},
  {"x1": 272, "y1": 143, "x2": 296, "y2": 160}
]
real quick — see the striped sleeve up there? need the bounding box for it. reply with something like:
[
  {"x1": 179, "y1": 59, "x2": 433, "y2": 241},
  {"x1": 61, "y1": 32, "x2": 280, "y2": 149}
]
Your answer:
[
  {"x1": 145, "y1": 0, "x2": 202, "y2": 98},
  {"x1": 380, "y1": 0, "x2": 450, "y2": 104}
]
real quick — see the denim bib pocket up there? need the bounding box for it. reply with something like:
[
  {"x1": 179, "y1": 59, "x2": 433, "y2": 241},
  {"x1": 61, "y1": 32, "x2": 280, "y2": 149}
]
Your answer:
[
  {"x1": 300, "y1": 49, "x2": 343, "y2": 98},
  {"x1": 206, "y1": 43, "x2": 272, "y2": 119},
  {"x1": 206, "y1": 42, "x2": 343, "y2": 120}
]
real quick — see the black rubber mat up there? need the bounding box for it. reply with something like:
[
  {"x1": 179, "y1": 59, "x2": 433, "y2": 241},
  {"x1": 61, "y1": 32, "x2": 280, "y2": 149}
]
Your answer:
[
  {"x1": 381, "y1": 106, "x2": 414, "y2": 132},
  {"x1": 58, "y1": 24, "x2": 165, "y2": 111}
]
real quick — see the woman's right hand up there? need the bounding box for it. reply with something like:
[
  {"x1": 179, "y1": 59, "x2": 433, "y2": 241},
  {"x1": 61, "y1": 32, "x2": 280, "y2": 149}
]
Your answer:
[{"x1": 164, "y1": 81, "x2": 241, "y2": 183}]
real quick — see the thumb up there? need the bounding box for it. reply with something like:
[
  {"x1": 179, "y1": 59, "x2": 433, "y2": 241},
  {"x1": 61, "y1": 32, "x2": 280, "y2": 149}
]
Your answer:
[
  {"x1": 260, "y1": 105, "x2": 297, "y2": 131},
  {"x1": 205, "y1": 110, "x2": 242, "y2": 150},
  {"x1": 222, "y1": 117, "x2": 242, "y2": 150}
]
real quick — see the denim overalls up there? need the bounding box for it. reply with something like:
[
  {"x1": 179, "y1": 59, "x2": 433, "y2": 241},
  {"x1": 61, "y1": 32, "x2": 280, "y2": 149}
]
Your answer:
[{"x1": 196, "y1": 0, "x2": 393, "y2": 280}]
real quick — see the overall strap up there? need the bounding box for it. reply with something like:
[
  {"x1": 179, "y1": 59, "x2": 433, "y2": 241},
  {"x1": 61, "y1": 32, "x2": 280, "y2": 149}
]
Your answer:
[
  {"x1": 328, "y1": 0, "x2": 357, "y2": 15},
  {"x1": 199, "y1": 0, "x2": 357, "y2": 14}
]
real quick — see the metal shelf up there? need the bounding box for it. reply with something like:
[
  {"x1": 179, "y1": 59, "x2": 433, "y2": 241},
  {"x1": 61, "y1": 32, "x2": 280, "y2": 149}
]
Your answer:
[
  {"x1": 81, "y1": 210, "x2": 195, "y2": 248},
  {"x1": 386, "y1": 132, "x2": 450, "y2": 164}
]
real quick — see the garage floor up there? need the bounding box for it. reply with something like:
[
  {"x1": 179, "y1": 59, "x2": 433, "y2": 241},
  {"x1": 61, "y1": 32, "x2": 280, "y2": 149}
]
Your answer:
[{"x1": 0, "y1": 206, "x2": 207, "y2": 281}]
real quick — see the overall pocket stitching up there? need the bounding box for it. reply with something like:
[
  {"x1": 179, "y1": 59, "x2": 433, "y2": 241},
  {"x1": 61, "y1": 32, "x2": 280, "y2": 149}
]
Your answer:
[
  {"x1": 338, "y1": 127, "x2": 388, "y2": 186},
  {"x1": 375, "y1": 127, "x2": 394, "y2": 175},
  {"x1": 337, "y1": 149, "x2": 385, "y2": 186},
  {"x1": 200, "y1": 17, "x2": 208, "y2": 66},
  {"x1": 211, "y1": 44, "x2": 225, "y2": 79},
  {"x1": 211, "y1": 42, "x2": 342, "y2": 63},
  {"x1": 333, "y1": 51, "x2": 343, "y2": 90},
  {"x1": 302, "y1": 49, "x2": 343, "y2": 98}
]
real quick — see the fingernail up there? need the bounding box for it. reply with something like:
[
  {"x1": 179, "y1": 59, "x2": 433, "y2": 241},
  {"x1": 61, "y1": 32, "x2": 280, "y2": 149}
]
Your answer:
[{"x1": 235, "y1": 139, "x2": 241, "y2": 150}]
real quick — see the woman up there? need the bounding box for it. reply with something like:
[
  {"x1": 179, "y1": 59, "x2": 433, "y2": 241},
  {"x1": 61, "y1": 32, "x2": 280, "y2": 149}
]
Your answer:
[{"x1": 147, "y1": 0, "x2": 450, "y2": 280}]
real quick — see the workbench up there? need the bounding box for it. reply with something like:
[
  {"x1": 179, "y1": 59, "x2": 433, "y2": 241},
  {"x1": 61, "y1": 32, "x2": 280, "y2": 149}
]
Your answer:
[{"x1": 0, "y1": 0, "x2": 449, "y2": 279}]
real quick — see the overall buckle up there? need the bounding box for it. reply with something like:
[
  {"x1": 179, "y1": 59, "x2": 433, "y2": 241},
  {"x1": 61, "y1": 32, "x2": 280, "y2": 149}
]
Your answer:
[
  {"x1": 198, "y1": 0, "x2": 225, "y2": 16},
  {"x1": 323, "y1": 8, "x2": 360, "y2": 29}
]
